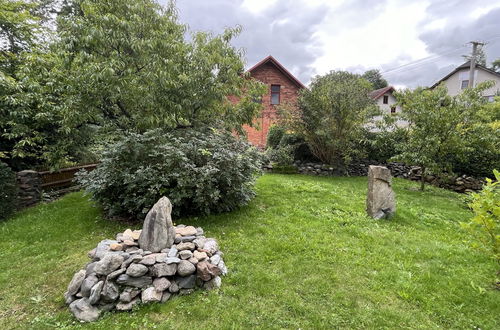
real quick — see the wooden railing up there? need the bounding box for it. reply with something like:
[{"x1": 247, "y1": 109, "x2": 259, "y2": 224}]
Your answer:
[{"x1": 38, "y1": 163, "x2": 97, "y2": 190}]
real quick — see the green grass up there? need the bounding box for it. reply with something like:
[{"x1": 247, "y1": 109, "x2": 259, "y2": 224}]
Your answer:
[{"x1": 0, "y1": 174, "x2": 498, "y2": 329}]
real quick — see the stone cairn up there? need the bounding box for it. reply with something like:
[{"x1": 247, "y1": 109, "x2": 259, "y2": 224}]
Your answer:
[
  {"x1": 366, "y1": 165, "x2": 396, "y2": 219},
  {"x1": 64, "y1": 197, "x2": 227, "y2": 322}
]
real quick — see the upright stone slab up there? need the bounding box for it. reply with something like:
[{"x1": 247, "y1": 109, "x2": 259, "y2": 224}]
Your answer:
[
  {"x1": 366, "y1": 165, "x2": 396, "y2": 219},
  {"x1": 138, "y1": 197, "x2": 175, "y2": 253}
]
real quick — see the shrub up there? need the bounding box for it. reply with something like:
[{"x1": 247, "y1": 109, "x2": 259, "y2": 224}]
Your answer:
[
  {"x1": 266, "y1": 125, "x2": 286, "y2": 149},
  {"x1": 462, "y1": 170, "x2": 500, "y2": 279},
  {"x1": 77, "y1": 128, "x2": 262, "y2": 220},
  {"x1": 0, "y1": 162, "x2": 18, "y2": 220},
  {"x1": 266, "y1": 145, "x2": 294, "y2": 166},
  {"x1": 364, "y1": 128, "x2": 408, "y2": 163}
]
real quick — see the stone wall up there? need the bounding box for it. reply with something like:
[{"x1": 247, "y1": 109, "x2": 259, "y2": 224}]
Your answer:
[
  {"x1": 16, "y1": 170, "x2": 42, "y2": 208},
  {"x1": 293, "y1": 160, "x2": 485, "y2": 193}
]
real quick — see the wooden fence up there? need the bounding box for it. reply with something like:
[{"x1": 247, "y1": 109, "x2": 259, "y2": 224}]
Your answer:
[{"x1": 38, "y1": 163, "x2": 98, "y2": 190}]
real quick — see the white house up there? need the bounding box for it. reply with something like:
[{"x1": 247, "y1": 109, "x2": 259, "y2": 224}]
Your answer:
[
  {"x1": 431, "y1": 61, "x2": 500, "y2": 101},
  {"x1": 368, "y1": 86, "x2": 407, "y2": 130}
]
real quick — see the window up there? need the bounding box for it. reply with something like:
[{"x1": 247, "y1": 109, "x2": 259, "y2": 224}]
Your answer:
[
  {"x1": 390, "y1": 106, "x2": 396, "y2": 114},
  {"x1": 461, "y1": 80, "x2": 469, "y2": 89},
  {"x1": 383, "y1": 95, "x2": 389, "y2": 104},
  {"x1": 271, "y1": 85, "x2": 280, "y2": 105}
]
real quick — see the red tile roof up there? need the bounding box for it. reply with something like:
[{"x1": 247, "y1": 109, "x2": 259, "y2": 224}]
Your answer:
[{"x1": 369, "y1": 86, "x2": 395, "y2": 100}]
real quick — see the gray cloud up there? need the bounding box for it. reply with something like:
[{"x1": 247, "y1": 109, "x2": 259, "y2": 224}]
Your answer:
[{"x1": 161, "y1": 0, "x2": 329, "y2": 83}]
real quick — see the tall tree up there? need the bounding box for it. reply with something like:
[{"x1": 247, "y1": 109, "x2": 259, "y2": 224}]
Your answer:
[
  {"x1": 491, "y1": 58, "x2": 500, "y2": 73},
  {"x1": 280, "y1": 71, "x2": 375, "y2": 171},
  {"x1": 362, "y1": 69, "x2": 388, "y2": 90}
]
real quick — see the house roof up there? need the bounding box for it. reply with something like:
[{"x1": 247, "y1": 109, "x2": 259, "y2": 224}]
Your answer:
[
  {"x1": 431, "y1": 60, "x2": 500, "y2": 88},
  {"x1": 369, "y1": 86, "x2": 395, "y2": 100},
  {"x1": 247, "y1": 55, "x2": 306, "y2": 89}
]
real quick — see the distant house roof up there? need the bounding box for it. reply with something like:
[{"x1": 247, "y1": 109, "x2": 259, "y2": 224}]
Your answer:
[
  {"x1": 247, "y1": 55, "x2": 306, "y2": 89},
  {"x1": 431, "y1": 61, "x2": 500, "y2": 88},
  {"x1": 369, "y1": 86, "x2": 395, "y2": 100}
]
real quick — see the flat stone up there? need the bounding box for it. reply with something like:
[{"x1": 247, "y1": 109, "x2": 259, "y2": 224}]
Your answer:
[
  {"x1": 131, "y1": 230, "x2": 141, "y2": 240},
  {"x1": 203, "y1": 239, "x2": 219, "y2": 255},
  {"x1": 174, "y1": 235, "x2": 181, "y2": 244},
  {"x1": 116, "y1": 298, "x2": 140, "y2": 311},
  {"x1": 69, "y1": 298, "x2": 101, "y2": 322},
  {"x1": 176, "y1": 242, "x2": 195, "y2": 251},
  {"x1": 85, "y1": 262, "x2": 97, "y2": 276},
  {"x1": 210, "y1": 254, "x2": 221, "y2": 266},
  {"x1": 175, "y1": 226, "x2": 197, "y2": 236},
  {"x1": 204, "y1": 276, "x2": 222, "y2": 290},
  {"x1": 188, "y1": 257, "x2": 198, "y2": 265},
  {"x1": 109, "y1": 243, "x2": 123, "y2": 251},
  {"x1": 150, "y1": 263, "x2": 177, "y2": 277},
  {"x1": 88, "y1": 281, "x2": 104, "y2": 305},
  {"x1": 122, "y1": 254, "x2": 143, "y2": 268},
  {"x1": 196, "y1": 227, "x2": 204, "y2": 236},
  {"x1": 67, "y1": 270, "x2": 86, "y2": 296},
  {"x1": 167, "y1": 247, "x2": 178, "y2": 257},
  {"x1": 165, "y1": 257, "x2": 181, "y2": 264},
  {"x1": 123, "y1": 239, "x2": 138, "y2": 247},
  {"x1": 101, "y1": 280, "x2": 119, "y2": 302},
  {"x1": 142, "y1": 287, "x2": 162, "y2": 303},
  {"x1": 177, "y1": 275, "x2": 196, "y2": 289},
  {"x1": 119, "y1": 287, "x2": 140, "y2": 303},
  {"x1": 180, "y1": 235, "x2": 196, "y2": 242},
  {"x1": 197, "y1": 261, "x2": 222, "y2": 281},
  {"x1": 80, "y1": 274, "x2": 98, "y2": 297},
  {"x1": 153, "y1": 277, "x2": 171, "y2": 291},
  {"x1": 94, "y1": 239, "x2": 118, "y2": 260},
  {"x1": 179, "y1": 250, "x2": 193, "y2": 260},
  {"x1": 106, "y1": 268, "x2": 126, "y2": 281},
  {"x1": 177, "y1": 260, "x2": 196, "y2": 276},
  {"x1": 126, "y1": 263, "x2": 148, "y2": 277},
  {"x1": 193, "y1": 250, "x2": 208, "y2": 261},
  {"x1": 94, "y1": 254, "x2": 124, "y2": 275},
  {"x1": 193, "y1": 237, "x2": 207, "y2": 249},
  {"x1": 123, "y1": 229, "x2": 134, "y2": 241},
  {"x1": 154, "y1": 253, "x2": 168, "y2": 263},
  {"x1": 139, "y1": 255, "x2": 157, "y2": 266},
  {"x1": 116, "y1": 274, "x2": 152, "y2": 288},
  {"x1": 138, "y1": 197, "x2": 176, "y2": 253}
]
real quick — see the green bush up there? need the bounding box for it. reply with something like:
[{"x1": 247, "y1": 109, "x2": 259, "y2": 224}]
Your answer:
[
  {"x1": 77, "y1": 128, "x2": 262, "y2": 220},
  {"x1": 267, "y1": 125, "x2": 286, "y2": 149},
  {"x1": 463, "y1": 170, "x2": 500, "y2": 279},
  {"x1": 364, "y1": 128, "x2": 408, "y2": 163},
  {"x1": 0, "y1": 162, "x2": 18, "y2": 220},
  {"x1": 266, "y1": 145, "x2": 294, "y2": 166}
]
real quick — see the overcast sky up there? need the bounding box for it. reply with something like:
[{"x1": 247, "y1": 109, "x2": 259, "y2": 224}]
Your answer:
[{"x1": 161, "y1": 0, "x2": 500, "y2": 88}]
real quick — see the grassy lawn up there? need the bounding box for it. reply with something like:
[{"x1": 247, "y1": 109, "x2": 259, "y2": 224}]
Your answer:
[{"x1": 0, "y1": 174, "x2": 498, "y2": 329}]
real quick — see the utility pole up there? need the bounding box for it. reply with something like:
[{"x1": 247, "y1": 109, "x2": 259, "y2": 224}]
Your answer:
[{"x1": 469, "y1": 41, "x2": 484, "y2": 88}]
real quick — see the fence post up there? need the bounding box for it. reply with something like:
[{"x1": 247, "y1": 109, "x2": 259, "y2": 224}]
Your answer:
[{"x1": 17, "y1": 170, "x2": 42, "y2": 208}]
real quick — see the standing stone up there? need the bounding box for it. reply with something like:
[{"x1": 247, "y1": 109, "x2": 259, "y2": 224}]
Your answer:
[
  {"x1": 366, "y1": 165, "x2": 396, "y2": 219},
  {"x1": 138, "y1": 197, "x2": 175, "y2": 253}
]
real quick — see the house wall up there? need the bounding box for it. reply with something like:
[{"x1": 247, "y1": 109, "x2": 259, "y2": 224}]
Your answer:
[
  {"x1": 375, "y1": 92, "x2": 401, "y2": 114},
  {"x1": 244, "y1": 62, "x2": 301, "y2": 148},
  {"x1": 443, "y1": 68, "x2": 500, "y2": 97}
]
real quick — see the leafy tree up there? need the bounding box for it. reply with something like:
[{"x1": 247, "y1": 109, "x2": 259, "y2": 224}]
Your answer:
[
  {"x1": 492, "y1": 58, "x2": 500, "y2": 73},
  {"x1": 280, "y1": 71, "x2": 375, "y2": 172},
  {"x1": 362, "y1": 69, "x2": 388, "y2": 90},
  {"x1": 395, "y1": 82, "x2": 494, "y2": 190}
]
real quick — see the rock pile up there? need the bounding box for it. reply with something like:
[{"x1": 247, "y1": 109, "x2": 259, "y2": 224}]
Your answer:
[{"x1": 64, "y1": 198, "x2": 226, "y2": 322}]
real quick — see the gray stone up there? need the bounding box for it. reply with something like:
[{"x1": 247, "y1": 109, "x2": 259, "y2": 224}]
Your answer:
[
  {"x1": 196, "y1": 227, "x2": 204, "y2": 236},
  {"x1": 98, "y1": 302, "x2": 116, "y2": 312},
  {"x1": 153, "y1": 277, "x2": 171, "y2": 291},
  {"x1": 119, "y1": 287, "x2": 140, "y2": 303},
  {"x1": 218, "y1": 259, "x2": 228, "y2": 276},
  {"x1": 138, "y1": 197, "x2": 176, "y2": 253},
  {"x1": 188, "y1": 257, "x2": 198, "y2": 265},
  {"x1": 126, "y1": 263, "x2": 148, "y2": 277},
  {"x1": 85, "y1": 262, "x2": 97, "y2": 276},
  {"x1": 94, "y1": 239, "x2": 118, "y2": 260},
  {"x1": 154, "y1": 253, "x2": 168, "y2": 263},
  {"x1": 175, "y1": 226, "x2": 197, "y2": 236},
  {"x1": 161, "y1": 292, "x2": 172, "y2": 303},
  {"x1": 366, "y1": 165, "x2": 396, "y2": 219},
  {"x1": 167, "y1": 247, "x2": 178, "y2": 258},
  {"x1": 116, "y1": 274, "x2": 152, "y2": 288},
  {"x1": 69, "y1": 298, "x2": 101, "y2": 322},
  {"x1": 204, "y1": 276, "x2": 222, "y2": 290},
  {"x1": 150, "y1": 263, "x2": 177, "y2": 277},
  {"x1": 209, "y1": 254, "x2": 221, "y2": 266},
  {"x1": 165, "y1": 257, "x2": 181, "y2": 264},
  {"x1": 139, "y1": 254, "x2": 157, "y2": 266},
  {"x1": 203, "y1": 239, "x2": 219, "y2": 255},
  {"x1": 174, "y1": 235, "x2": 181, "y2": 244},
  {"x1": 180, "y1": 235, "x2": 196, "y2": 242},
  {"x1": 122, "y1": 254, "x2": 142, "y2": 268},
  {"x1": 94, "y1": 254, "x2": 124, "y2": 275},
  {"x1": 179, "y1": 250, "x2": 193, "y2": 260},
  {"x1": 168, "y1": 281, "x2": 179, "y2": 293},
  {"x1": 116, "y1": 298, "x2": 140, "y2": 311},
  {"x1": 177, "y1": 275, "x2": 196, "y2": 289},
  {"x1": 64, "y1": 291, "x2": 76, "y2": 305},
  {"x1": 160, "y1": 248, "x2": 170, "y2": 254},
  {"x1": 176, "y1": 242, "x2": 195, "y2": 251},
  {"x1": 141, "y1": 287, "x2": 162, "y2": 303},
  {"x1": 193, "y1": 250, "x2": 208, "y2": 261},
  {"x1": 177, "y1": 260, "x2": 196, "y2": 276},
  {"x1": 80, "y1": 274, "x2": 98, "y2": 297},
  {"x1": 101, "y1": 281, "x2": 119, "y2": 302},
  {"x1": 88, "y1": 281, "x2": 103, "y2": 305},
  {"x1": 67, "y1": 270, "x2": 86, "y2": 296},
  {"x1": 106, "y1": 268, "x2": 126, "y2": 281}
]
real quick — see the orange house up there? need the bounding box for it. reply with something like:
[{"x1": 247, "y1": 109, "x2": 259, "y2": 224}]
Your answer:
[{"x1": 243, "y1": 56, "x2": 305, "y2": 148}]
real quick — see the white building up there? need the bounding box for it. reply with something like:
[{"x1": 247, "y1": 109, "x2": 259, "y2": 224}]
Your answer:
[
  {"x1": 369, "y1": 86, "x2": 407, "y2": 129},
  {"x1": 431, "y1": 61, "x2": 500, "y2": 101}
]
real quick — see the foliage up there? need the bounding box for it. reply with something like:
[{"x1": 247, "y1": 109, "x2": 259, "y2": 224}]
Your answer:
[
  {"x1": 2, "y1": 176, "x2": 500, "y2": 328},
  {"x1": 463, "y1": 170, "x2": 500, "y2": 279},
  {"x1": 463, "y1": 47, "x2": 486, "y2": 66},
  {"x1": 362, "y1": 69, "x2": 388, "y2": 90},
  {"x1": 77, "y1": 128, "x2": 262, "y2": 220},
  {"x1": 265, "y1": 145, "x2": 294, "y2": 166},
  {"x1": 0, "y1": 161, "x2": 17, "y2": 220},
  {"x1": 266, "y1": 125, "x2": 285, "y2": 149},
  {"x1": 363, "y1": 128, "x2": 408, "y2": 163},
  {"x1": 280, "y1": 71, "x2": 375, "y2": 171},
  {"x1": 394, "y1": 83, "x2": 493, "y2": 190},
  {"x1": 492, "y1": 58, "x2": 500, "y2": 73}
]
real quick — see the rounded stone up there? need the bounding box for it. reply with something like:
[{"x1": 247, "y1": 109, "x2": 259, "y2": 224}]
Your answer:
[
  {"x1": 126, "y1": 263, "x2": 148, "y2": 277},
  {"x1": 177, "y1": 260, "x2": 196, "y2": 276}
]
